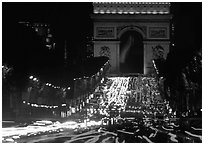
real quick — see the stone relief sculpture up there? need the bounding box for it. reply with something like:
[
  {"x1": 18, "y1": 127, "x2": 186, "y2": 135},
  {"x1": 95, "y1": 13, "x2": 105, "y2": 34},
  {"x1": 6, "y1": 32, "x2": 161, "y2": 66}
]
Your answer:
[
  {"x1": 152, "y1": 45, "x2": 164, "y2": 60},
  {"x1": 99, "y1": 46, "x2": 111, "y2": 58}
]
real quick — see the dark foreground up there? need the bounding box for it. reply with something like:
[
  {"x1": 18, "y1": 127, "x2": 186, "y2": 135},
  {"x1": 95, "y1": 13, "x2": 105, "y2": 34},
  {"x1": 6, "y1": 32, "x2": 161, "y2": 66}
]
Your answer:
[{"x1": 2, "y1": 116, "x2": 202, "y2": 143}]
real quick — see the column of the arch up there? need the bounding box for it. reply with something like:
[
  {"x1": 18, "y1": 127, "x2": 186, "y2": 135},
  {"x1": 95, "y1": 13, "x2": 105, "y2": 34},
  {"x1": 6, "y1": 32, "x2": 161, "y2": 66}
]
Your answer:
[
  {"x1": 143, "y1": 41, "x2": 154, "y2": 75},
  {"x1": 143, "y1": 42, "x2": 147, "y2": 74},
  {"x1": 93, "y1": 41, "x2": 120, "y2": 74},
  {"x1": 143, "y1": 41, "x2": 170, "y2": 75},
  {"x1": 115, "y1": 41, "x2": 120, "y2": 74}
]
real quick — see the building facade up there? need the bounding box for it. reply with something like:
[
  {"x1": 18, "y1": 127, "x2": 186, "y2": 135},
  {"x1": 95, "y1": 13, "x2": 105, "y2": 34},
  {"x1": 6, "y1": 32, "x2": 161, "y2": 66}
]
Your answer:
[{"x1": 91, "y1": 2, "x2": 172, "y2": 74}]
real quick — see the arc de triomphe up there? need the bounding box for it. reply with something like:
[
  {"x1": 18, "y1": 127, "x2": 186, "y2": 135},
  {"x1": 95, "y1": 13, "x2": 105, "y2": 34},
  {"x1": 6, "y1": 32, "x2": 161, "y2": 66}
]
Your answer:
[{"x1": 91, "y1": 2, "x2": 172, "y2": 74}]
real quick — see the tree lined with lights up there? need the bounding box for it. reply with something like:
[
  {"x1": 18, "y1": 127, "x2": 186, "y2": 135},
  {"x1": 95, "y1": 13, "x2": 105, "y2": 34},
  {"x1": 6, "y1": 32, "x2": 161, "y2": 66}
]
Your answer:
[
  {"x1": 164, "y1": 49, "x2": 202, "y2": 118},
  {"x1": 2, "y1": 20, "x2": 61, "y2": 120},
  {"x1": 154, "y1": 3, "x2": 202, "y2": 121}
]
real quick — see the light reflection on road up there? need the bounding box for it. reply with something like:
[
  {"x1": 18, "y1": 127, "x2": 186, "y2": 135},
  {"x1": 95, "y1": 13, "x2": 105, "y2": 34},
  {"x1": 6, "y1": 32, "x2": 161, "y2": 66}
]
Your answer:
[{"x1": 2, "y1": 120, "x2": 101, "y2": 143}]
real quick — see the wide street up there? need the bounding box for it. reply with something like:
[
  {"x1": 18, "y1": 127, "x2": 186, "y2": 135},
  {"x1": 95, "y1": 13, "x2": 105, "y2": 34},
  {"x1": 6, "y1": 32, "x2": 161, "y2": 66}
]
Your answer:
[{"x1": 2, "y1": 76, "x2": 202, "y2": 143}]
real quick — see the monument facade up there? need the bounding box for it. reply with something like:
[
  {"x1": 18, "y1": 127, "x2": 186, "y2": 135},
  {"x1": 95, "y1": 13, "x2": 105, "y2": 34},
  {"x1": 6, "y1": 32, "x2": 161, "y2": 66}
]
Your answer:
[{"x1": 91, "y1": 2, "x2": 172, "y2": 74}]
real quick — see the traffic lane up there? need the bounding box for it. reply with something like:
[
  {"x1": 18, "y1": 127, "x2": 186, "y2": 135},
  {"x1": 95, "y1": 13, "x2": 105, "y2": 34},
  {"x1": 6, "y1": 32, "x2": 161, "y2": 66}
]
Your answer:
[{"x1": 34, "y1": 128, "x2": 117, "y2": 143}]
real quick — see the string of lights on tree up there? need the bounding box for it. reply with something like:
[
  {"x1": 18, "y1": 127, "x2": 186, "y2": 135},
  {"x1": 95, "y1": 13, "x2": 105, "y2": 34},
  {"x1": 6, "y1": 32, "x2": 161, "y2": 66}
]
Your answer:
[
  {"x1": 22, "y1": 100, "x2": 59, "y2": 109},
  {"x1": 152, "y1": 60, "x2": 159, "y2": 75},
  {"x1": 22, "y1": 100, "x2": 67, "y2": 109},
  {"x1": 29, "y1": 75, "x2": 71, "y2": 90},
  {"x1": 24, "y1": 60, "x2": 110, "y2": 110},
  {"x1": 2, "y1": 65, "x2": 13, "y2": 79},
  {"x1": 25, "y1": 75, "x2": 71, "y2": 110},
  {"x1": 73, "y1": 60, "x2": 110, "y2": 80}
]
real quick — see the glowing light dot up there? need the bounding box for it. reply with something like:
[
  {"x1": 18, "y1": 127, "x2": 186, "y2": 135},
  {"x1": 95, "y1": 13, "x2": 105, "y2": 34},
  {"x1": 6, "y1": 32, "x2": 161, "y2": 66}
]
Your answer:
[{"x1": 29, "y1": 76, "x2": 33, "y2": 79}]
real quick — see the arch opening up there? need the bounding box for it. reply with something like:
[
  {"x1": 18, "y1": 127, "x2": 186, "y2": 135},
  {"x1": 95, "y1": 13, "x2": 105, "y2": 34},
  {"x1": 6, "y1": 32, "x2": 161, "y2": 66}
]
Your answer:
[{"x1": 119, "y1": 30, "x2": 144, "y2": 74}]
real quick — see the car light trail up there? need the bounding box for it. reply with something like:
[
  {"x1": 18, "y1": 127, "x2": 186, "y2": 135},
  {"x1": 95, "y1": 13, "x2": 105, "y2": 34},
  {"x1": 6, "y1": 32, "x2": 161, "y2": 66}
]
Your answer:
[
  {"x1": 2, "y1": 119, "x2": 102, "y2": 143},
  {"x1": 100, "y1": 77, "x2": 130, "y2": 112}
]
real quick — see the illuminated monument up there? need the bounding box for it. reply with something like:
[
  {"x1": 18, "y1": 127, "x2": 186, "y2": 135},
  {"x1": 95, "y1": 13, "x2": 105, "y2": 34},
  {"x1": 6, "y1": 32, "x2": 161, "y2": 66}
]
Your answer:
[{"x1": 91, "y1": 2, "x2": 172, "y2": 74}]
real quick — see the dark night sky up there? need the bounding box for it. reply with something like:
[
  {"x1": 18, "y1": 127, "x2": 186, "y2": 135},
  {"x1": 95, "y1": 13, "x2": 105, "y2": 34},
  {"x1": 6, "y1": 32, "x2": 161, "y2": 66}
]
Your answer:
[
  {"x1": 171, "y1": 2, "x2": 201, "y2": 49},
  {"x1": 167, "y1": 2, "x2": 202, "y2": 75},
  {"x1": 3, "y1": 2, "x2": 93, "y2": 64},
  {"x1": 3, "y1": 2, "x2": 94, "y2": 87},
  {"x1": 2, "y1": 2, "x2": 202, "y2": 83}
]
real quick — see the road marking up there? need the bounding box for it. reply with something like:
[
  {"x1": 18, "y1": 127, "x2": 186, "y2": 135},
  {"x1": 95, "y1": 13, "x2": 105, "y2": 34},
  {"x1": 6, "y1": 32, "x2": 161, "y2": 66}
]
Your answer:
[
  {"x1": 117, "y1": 130, "x2": 134, "y2": 135},
  {"x1": 168, "y1": 133, "x2": 178, "y2": 143},
  {"x1": 142, "y1": 135, "x2": 154, "y2": 143},
  {"x1": 191, "y1": 127, "x2": 202, "y2": 131},
  {"x1": 162, "y1": 126, "x2": 174, "y2": 131},
  {"x1": 101, "y1": 130, "x2": 117, "y2": 136},
  {"x1": 85, "y1": 135, "x2": 100, "y2": 143},
  {"x1": 65, "y1": 135, "x2": 96, "y2": 143},
  {"x1": 185, "y1": 131, "x2": 202, "y2": 140},
  {"x1": 101, "y1": 137, "x2": 113, "y2": 143},
  {"x1": 71, "y1": 130, "x2": 96, "y2": 139}
]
